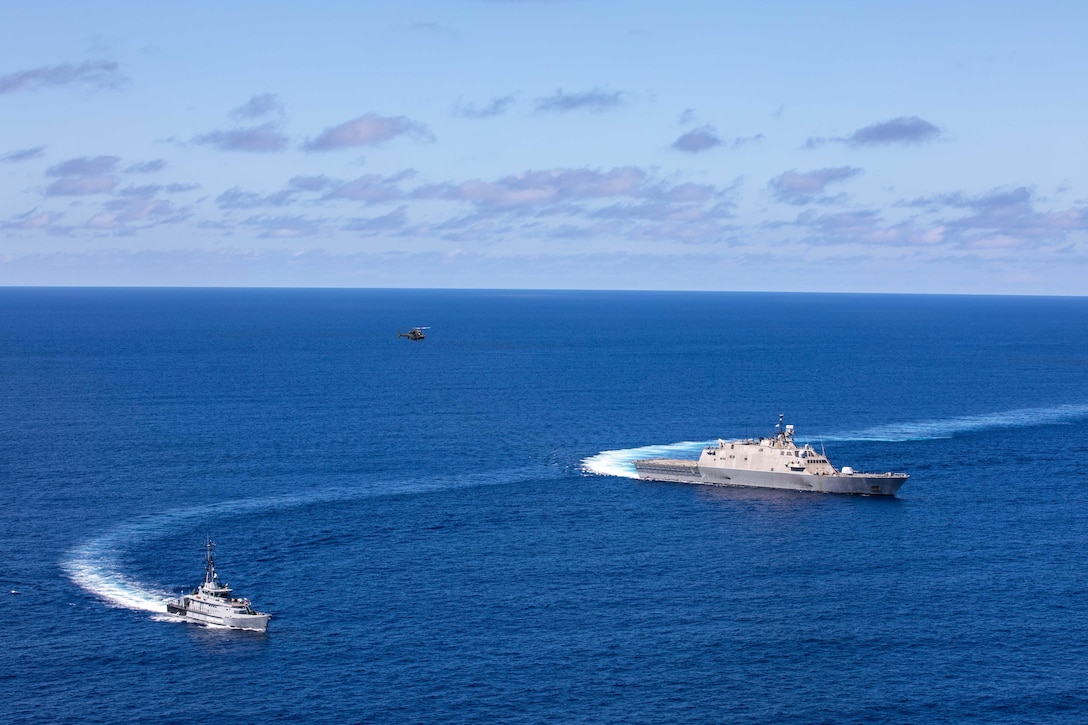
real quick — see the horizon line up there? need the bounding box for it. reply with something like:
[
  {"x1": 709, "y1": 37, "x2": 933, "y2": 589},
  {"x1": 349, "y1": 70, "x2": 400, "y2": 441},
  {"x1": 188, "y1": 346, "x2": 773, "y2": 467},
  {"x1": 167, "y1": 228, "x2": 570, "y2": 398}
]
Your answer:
[{"x1": 1, "y1": 285, "x2": 1085, "y2": 300}]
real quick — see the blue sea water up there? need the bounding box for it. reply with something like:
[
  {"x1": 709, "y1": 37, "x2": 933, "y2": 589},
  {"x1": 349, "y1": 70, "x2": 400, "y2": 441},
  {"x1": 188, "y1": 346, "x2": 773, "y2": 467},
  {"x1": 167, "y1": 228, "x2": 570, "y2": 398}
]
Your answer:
[{"x1": 3, "y1": 288, "x2": 1088, "y2": 723}]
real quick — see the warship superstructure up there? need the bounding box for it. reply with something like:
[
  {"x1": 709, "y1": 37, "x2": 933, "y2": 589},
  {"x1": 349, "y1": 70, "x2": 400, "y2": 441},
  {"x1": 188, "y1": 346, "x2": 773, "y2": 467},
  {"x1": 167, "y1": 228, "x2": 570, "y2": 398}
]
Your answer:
[
  {"x1": 634, "y1": 416, "x2": 908, "y2": 496},
  {"x1": 166, "y1": 541, "x2": 270, "y2": 631}
]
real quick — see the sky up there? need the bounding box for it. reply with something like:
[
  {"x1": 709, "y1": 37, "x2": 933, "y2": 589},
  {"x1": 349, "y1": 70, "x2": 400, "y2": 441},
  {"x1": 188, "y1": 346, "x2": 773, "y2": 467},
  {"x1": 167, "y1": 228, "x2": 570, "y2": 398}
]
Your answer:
[{"x1": 2, "y1": 0, "x2": 1087, "y2": 294}]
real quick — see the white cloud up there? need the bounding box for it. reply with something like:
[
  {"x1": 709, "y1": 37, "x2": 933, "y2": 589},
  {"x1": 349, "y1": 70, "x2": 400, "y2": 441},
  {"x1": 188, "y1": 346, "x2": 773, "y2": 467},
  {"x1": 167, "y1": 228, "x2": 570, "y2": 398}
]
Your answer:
[
  {"x1": 0, "y1": 60, "x2": 124, "y2": 94},
  {"x1": 302, "y1": 114, "x2": 432, "y2": 151},
  {"x1": 193, "y1": 123, "x2": 288, "y2": 152},
  {"x1": 769, "y1": 167, "x2": 862, "y2": 204},
  {"x1": 535, "y1": 88, "x2": 626, "y2": 113}
]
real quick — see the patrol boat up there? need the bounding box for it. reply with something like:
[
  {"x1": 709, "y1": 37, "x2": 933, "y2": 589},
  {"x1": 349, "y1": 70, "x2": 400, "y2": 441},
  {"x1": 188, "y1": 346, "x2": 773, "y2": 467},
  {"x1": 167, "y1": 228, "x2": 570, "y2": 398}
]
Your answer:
[
  {"x1": 166, "y1": 541, "x2": 271, "y2": 631},
  {"x1": 634, "y1": 416, "x2": 908, "y2": 496}
]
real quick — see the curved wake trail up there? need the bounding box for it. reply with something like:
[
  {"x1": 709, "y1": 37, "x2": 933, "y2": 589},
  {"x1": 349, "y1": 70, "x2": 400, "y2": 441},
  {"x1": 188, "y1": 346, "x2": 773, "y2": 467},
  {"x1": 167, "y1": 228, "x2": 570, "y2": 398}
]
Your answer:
[
  {"x1": 62, "y1": 470, "x2": 536, "y2": 614},
  {"x1": 582, "y1": 403, "x2": 1088, "y2": 478},
  {"x1": 62, "y1": 490, "x2": 346, "y2": 614},
  {"x1": 820, "y1": 403, "x2": 1088, "y2": 443}
]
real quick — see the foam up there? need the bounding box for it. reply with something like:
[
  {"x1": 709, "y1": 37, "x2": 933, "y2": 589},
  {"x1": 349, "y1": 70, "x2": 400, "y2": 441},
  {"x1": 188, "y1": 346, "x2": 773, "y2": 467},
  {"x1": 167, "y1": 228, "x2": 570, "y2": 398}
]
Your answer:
[
  {"x1": 582, "y1": 441, "x2": 711, "y2": 479},
  {"x1": 64, "y1": 562, "x2": 171, "y2": 613}
]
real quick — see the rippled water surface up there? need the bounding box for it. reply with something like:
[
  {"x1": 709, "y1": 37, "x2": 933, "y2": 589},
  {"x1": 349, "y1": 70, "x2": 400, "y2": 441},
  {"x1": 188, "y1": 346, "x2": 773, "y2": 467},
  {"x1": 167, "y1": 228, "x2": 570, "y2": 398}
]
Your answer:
[{"x1": 3, "y1": 289, "x2": 1088, "y2": 723}]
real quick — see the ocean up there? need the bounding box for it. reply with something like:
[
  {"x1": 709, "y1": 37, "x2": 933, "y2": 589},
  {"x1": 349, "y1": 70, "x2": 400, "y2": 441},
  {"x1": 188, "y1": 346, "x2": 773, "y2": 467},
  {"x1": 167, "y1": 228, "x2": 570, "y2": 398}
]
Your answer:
[{"x1": 3, "y1": 288, "x2": 1088, "y2": 723}]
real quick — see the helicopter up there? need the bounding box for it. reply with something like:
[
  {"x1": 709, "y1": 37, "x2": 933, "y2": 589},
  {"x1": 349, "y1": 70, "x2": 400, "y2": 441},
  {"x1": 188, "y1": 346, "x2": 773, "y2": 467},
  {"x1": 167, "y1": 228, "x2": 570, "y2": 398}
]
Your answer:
[{"x1": 398, "y1": 326, "x2": 429, "y2": 341}]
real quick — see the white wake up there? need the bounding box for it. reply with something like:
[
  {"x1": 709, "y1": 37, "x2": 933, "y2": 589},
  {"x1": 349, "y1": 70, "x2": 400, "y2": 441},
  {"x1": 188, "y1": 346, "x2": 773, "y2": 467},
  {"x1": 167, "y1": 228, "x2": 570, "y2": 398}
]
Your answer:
[
  {"x1": 62, "y1": 470, "x2": 527, "y2": 614},
  {"x1": 61, "y1": 493, "x2": 310, "y2": 614},
  {"x1": 821, "y1": 403, "x2": 1088, "y2": 442}
]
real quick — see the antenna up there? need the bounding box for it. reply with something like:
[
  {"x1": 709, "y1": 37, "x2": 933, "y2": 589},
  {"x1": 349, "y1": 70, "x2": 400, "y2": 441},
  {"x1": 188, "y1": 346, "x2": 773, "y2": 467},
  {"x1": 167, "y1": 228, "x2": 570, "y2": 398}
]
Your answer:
[{"x1": 204, "y1": 538, "x2": 217, "y2": 585}]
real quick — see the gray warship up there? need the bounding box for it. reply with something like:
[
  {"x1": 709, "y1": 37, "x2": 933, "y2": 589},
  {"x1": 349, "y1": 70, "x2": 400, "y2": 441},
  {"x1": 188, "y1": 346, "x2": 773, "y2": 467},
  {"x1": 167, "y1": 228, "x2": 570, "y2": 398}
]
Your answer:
[
  {"x1": 166, "y1": 541, "x2": 271, "y2": 631},
  {"x1": 634, "y1": 416, "x2": 908, "y2": 496}
]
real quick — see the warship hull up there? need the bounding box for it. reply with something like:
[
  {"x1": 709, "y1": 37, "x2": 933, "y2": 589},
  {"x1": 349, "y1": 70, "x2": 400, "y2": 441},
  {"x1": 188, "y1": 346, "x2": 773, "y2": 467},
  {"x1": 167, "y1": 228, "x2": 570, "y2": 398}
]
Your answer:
[{"x1": 634, "y1": 459, "x2": 907, "y2": 496}]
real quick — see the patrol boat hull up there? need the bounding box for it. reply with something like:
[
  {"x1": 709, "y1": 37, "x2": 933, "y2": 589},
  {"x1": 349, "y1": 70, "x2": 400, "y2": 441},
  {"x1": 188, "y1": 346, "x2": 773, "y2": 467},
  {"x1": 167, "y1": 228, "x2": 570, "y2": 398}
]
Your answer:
[
  {"x1": 166, "y1": 598, "x2": 271, "y2": 631},
  {"x1": 634, "y1": 417, "x2": 908, "y2": 496}
]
